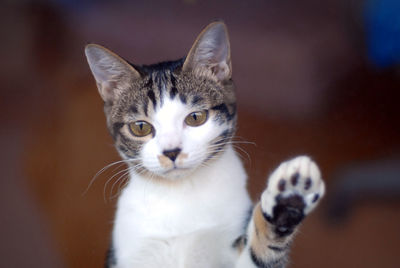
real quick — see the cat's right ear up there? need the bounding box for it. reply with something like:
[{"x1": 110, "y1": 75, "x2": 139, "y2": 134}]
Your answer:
[{"x1": 85, "y1": 44, "x2": 140, "y2": 103}]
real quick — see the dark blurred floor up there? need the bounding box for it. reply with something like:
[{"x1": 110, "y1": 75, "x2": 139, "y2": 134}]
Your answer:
[{"x1": 1, "y1": 0, "x2": 400, "y2": 267}]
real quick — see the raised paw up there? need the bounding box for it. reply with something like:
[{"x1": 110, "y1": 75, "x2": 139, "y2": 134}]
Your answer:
[{"x1": 261, "y1": 156, "x2": 325, "y2": 236}]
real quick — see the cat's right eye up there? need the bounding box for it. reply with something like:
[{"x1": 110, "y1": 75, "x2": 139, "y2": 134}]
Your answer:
[{"x1": 129, "y1": 121, "x2": 153, "y2": 137}]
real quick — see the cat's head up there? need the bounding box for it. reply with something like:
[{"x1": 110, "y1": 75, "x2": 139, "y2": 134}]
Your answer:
[{"x1": 85, "y1": 22, "x2": 237, "y2": 180}]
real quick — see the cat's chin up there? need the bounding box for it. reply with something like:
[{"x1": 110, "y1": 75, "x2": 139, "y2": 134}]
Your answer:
[
  {"x1": 160, "y1": 167, "x2": 195, "y2": 180},
  {"x1": 144, "y1": 166, "x2": 196, "y2": 181}
]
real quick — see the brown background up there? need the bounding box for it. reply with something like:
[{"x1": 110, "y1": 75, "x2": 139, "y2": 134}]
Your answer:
[{"x1": 1, "y1": 0, "x2": 400, "y2": 267}]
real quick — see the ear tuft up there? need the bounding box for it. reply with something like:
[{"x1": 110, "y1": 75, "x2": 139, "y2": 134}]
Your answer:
[
  {"x1": 183, "y1": 22, "x2": 232, "y2": 82},
  {"x1": 85, "y1": 44, "x2": 140, "y2": 102}
]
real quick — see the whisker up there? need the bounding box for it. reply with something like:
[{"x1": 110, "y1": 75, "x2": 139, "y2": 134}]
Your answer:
[
  {"x1": 109, "y1": 168, "x2": 130, "y2": 200},
  {"x1": 206, "y1": 134, "x2": 255, "y2": 165},
  {"x1": 232, "y1": 145, "x2": 251, "y2": 163},
  {"x1": 231, "y1": 135, "x2": 257, "y2": 144},
  {"x1": 115, "y1": 172, "x2": 132, "y2": 198},
  {"x1": 102, "y1": 162, "x2": 143, "y2": 201},
  {"x1": 103, "y1": 167, "x2": 132, "y2": 203},
  {"x1": 109, "y1": 170, "x2": 131, "y2": 200},
  {"x1": 82, "y1": 159, "x2": 133, "y2": 196}
]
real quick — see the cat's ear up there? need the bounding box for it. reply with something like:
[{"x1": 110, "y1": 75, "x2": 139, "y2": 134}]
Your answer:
[
  {"x1": 182, "y1": 22, "x2": 232, "y2": 81},
  {"x1": 85, "y1": 44, "x2": 140, "y2": 103}
]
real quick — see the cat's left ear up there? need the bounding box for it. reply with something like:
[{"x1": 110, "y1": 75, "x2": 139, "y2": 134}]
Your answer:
[{"x1": 182, "y1": 22, "x2": 232, "y2": 82}]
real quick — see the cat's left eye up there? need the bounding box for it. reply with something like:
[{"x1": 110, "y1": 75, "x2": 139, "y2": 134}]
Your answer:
[
  {"x1": 185, "y1": 110, "x2": 208, "y2": 127},
  {"x1": 129, "y1": 121, "x2": 153, "y2": 137}
]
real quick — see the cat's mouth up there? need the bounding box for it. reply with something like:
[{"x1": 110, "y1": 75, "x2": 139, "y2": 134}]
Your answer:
[
  {"x1": 158, "y1": 165, "x2": 194, "y2": 179},
  {"x1": 164, "y1": 165, "x2": 191, "y2": 174}
]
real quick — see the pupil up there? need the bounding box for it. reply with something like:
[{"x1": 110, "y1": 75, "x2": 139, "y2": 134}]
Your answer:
[{"x1": 193, "y1": 113, "x2": 197, "y2": 120}]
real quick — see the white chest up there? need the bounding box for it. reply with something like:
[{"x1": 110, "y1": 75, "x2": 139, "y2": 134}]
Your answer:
[{"x1": 112, "y1": 147, "x2": 252, "y2": 267}]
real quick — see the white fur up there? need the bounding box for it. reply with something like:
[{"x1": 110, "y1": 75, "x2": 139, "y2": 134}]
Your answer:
[
  {"x1": 112, "y1": 96, "x2": 252, "y2": 267},
  {"x1": 141, "y1": 96, "x2": 228, "y2": 178},
  {"x1": 113, "y1": 146, "x2": 251, "y2": 268}
]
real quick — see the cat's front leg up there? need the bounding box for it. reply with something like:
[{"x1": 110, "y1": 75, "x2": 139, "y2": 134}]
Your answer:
[{"x1": 236, "y1": 156, "x2": 325, "y2": 268}]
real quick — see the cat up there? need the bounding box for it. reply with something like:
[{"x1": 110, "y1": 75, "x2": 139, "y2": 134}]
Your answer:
[{"x1": 85, "y1": 21, "x2": 325, "y2": 268}]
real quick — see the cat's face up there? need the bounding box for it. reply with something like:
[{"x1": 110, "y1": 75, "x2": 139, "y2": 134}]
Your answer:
[{"x1": 85, "y1": 22, "x2": 236, "y2": 180}]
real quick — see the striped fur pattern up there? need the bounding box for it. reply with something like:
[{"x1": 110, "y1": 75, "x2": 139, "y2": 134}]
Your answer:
[
  {"x1": 112, "y1": 61, "x2": 237, "y2": 165},
  {"x1": 85, "y1": 22, "x2": 325, "y2": 268}
]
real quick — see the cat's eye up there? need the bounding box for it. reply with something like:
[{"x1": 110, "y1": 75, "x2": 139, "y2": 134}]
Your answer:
[
  {"x1": 185, "y1": 110, "x2": 208, "y2": 127},
  {"x1": 129, "y1": 121, "x2": 153, "y2": 137}
]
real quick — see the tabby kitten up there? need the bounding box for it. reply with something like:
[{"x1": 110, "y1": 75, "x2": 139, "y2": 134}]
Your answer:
[{"x1": 85, "y1": 22, "x2": 325, "y2": 268}]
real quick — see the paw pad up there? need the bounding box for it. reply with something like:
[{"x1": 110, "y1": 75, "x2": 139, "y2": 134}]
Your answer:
[
  {"x1": 261, "y1": 156, "x2": 325, "y2": 231},
  {"x1": 278, "y1": 179, "x2": 286, "y2": 192},
  {"x1": 304, "y1": 178, "x2": 312, "y2": 190},
  {"x1": 290, "y1": 172, "x2": 299, "y2": 186}
]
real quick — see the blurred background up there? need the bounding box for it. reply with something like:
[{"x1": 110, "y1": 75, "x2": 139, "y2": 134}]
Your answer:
[{"x1": 1, "y1": 0, "x2": 400, "y2": 267}]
